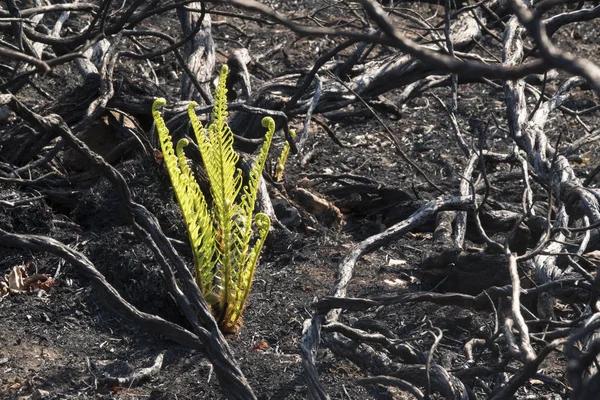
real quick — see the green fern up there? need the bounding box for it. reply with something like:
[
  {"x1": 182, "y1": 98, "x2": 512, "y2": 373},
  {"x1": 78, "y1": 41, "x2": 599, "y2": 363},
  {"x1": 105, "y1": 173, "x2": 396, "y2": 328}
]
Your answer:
[
  {"x1": 152, "y1": 65, "x2": 274, "y2": 332},
  {"x1": 275, "y1": 128, "x2": 297, "y2": 182}
]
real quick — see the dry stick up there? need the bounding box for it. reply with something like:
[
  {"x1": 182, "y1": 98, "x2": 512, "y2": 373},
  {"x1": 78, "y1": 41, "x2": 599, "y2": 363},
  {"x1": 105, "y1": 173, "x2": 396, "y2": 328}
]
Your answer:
[
  {"x1": 128, "y1": 1, "x2": 212, "y2": 27},
  {"x1": 0, "y1": 94, "x2": 256, "y2": 400},
  {"x1": 94, "y1": 351, "x2": 165, "y2": 387},
  {"x1": 0, "y1": 46, "x2": 50, "y2": 72},
  {"x1": 0, "y1": 195, "x2": 45, "y2": 207},
  {"x1": 501, "y1": 7, "x2": 593, "y2": 365},
  {"x1": 0, "y1": 3, "x2": 98, "y2": 17},
  {"x1": 464, "y1": 338, "x2": 487, "y2": 364},
  {"x1": 544, "y1": 3, "x2": 600, "y2": 38},
  {"x1": 509, "y1": 0, "x2": 600, "y2": 96},
  {"x1": 0, "y1": 35, "x2": 103, "y2": 91},
  {"x1": 442, "y1": 0, "x2": 470, "y2": 159},
  {"x1": 432, "y1": 94, "x2": 470, "y2": 158},
  {"x1": 313, "y1": 277, "x2": 586, "y2": 313},
  {"x1": 505, "y1": 251, "x2": 536, "y2": 362},
  {"x1": 5, "y1": 0, "x2": 27, "y2": 54},
  {"x1": 73, "y1": 27, "x2": 110, "y2": 77},
  {"x1": 307, "y1": 117, "x2": 349, "y2": 147},
  {"x1": 177, "y1": 1, "x2": 214, "y2": 104},
  {"x1": 467, "y1": 141, "x2": 538, "y2": 363},
  {"x1": 322, "y1": 322, "x2": 425, "y2": 363},
  {"x1": 469, "y1": 140, "x2": 504, "y2": 251},
  {"x1": 17, "y1": 0, "x2": 140, "y2": 47},
  {"x1": 349, "y1": 0, "x2": 491, "y2": 100},
  {"x1": 0, "y1": 0, "x2": 206, "y2": 88},
  {"x1": 223, "y1": 0, "x2": 538, "y2": 146},
  {"x1": 327, "y1": 333, "x2": 467, "y2": 398},
  {"x1": 9, "y1": 7, "x2": 71, "y2": 94},
  {"x1": 564, "y1": 128, "x2": 600, "y2": 157},
  {"x1": 513, "y1": 149, "x2": 534, "y2": 216},
  {"x1": 490, "y1": 338, "x2": 566, "y2": 400},
  {"x1": 570, "y1": 338, "x2": 600, "y2": 399},
  {"x1": 284, "y1": 37, "x2": 361, "y2": 113},
  {"x1": 119, "y1": 23, "x2": 213, "y2": 106},
  {"x1": 396, "y1": 75, "x2": 447, "y2": 106},
  {"x1": 295, "y1": 76, "x2": 322, "y2": 154},
  {"x1": 507, "y1": 1, "x2": 600, "y2": 359},
  {"x1": 452, "y1": 147, "x2": 478, "y2": 249},
  {"x1": 424, "y1": 325, "x2": 443, "y2": 399},
  {"x1": 357, "y1": 376, "x2": 425, "y2": 400},
  {"x1": 331, "y1": 195, "x2": 473, "y2": 317},
  {"x1": 567, "y1": 316, "x2": 600, "y2": 398},
  {"x1": 301, "y1": 195, "x2": 473, "y2": 399},
  {"x1": 11, "y1": 140, "x2": 65, "y2": 177}
]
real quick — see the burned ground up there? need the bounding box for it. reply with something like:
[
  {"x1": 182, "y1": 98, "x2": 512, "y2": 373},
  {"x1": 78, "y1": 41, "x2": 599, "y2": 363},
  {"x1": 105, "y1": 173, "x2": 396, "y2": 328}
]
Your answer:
[{"x1": 2, "y1": 0, "x2": 600, "y2": 399}]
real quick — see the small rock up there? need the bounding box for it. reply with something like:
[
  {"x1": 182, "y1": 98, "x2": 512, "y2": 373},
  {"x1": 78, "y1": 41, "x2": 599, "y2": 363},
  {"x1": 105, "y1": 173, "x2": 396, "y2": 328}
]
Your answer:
[
  {"x1": 0, "y1": 105, "x2": 13, "y2": 124},
  {"x1": 295, "y1": 188, "x2": 343, "y2": 229},
  {"x1": 32, "y1": 389, "x2": 50, "y2": 399},
  {"x1": 272, "y1": 198, "x2": 301, "y2": 229}
]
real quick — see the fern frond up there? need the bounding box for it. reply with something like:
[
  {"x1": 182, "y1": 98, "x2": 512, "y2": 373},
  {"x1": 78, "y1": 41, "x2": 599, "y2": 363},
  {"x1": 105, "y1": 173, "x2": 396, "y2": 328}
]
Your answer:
[
  {"x1": 222, "y1": 118, "x2": 275, "y2": 331},
  {"x1": 275, "y1": 128, "x2": 296, "y2": 182},
  {"x1": 153, "y1": 98, "x2": 217, "y2": 296},
  {"x1": 235, "y1": 117, "x2": 275, "y2": 264},
  {"x1": 226, "y1": 212, "x2": 270, "y2": 329},
  {"x1": 189, "y1": 66, "x2": 243, "y2": 317},
  {"x1": 240, "y1": 117, "x2": 275, "y2": 223},
  {"x1": 154, "y1": 66, "x2": 275, "y2": 333},
  {"x1": 227, "y1": 117, "x2": 275, "y2": 314}
]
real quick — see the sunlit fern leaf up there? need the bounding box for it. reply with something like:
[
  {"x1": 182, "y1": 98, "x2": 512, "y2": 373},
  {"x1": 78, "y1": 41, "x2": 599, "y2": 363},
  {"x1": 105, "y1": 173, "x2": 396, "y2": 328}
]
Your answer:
[
  {"x1": 175, "y1": 139, "x2": 218, "y2": 297},
  {"x1": 153, "y1": 65, "x2": 274, "y2": 333},
  {"x1": 275, "y1": 128, "x2": 296, "y2": 182},
  {"x1": 153, "y1": 99, "x2": 217, "y2": 297},
  {"x1": 240, "y1": 117, "x2": 275, "y2": 229},
  {"x1": 197, "y1": 66, "x2": 244, "y2": 319},
  {"x1": 227, "y1": 212, "x2": 270, "y2": 329},
  {"x1": 233, "y1": 117, "x2": 275, "y2": 301}
]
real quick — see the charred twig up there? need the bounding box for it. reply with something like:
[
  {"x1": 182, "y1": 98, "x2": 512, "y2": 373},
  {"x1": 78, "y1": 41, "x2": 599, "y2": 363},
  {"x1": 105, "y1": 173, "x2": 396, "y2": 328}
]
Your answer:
[
  {"x1": 94, "y1": 351, "x2": 165, "y2": 387},
  {"x1": 313, "y1": 277, "x2": 587, "y2": 312},
  {"x1": 357, "y1": 376, "x2": 425, "y2": 399},
  {"x1": 491, "y1": 339, "x2": 566, "y2": 400},
  {"x1": 322, "y1": 322, "x2": 425, "y2": 363}
]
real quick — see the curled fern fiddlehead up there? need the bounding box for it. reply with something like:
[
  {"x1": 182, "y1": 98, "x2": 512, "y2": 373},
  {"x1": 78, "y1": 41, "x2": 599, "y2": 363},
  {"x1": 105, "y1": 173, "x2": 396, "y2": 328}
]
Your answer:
[{"x1": 152, "y1": 65, "x2": 274, "y2": 333}]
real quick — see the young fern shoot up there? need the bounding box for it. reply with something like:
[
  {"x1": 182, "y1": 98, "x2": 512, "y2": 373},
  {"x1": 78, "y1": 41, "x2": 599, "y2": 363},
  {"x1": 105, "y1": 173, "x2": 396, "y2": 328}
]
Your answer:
[
  {"x1": 275, "y1": 128, "x2": 296, "y2": 182},
  {"x1": 152, "y1": 65, "x2": 275, "y2": 332}
]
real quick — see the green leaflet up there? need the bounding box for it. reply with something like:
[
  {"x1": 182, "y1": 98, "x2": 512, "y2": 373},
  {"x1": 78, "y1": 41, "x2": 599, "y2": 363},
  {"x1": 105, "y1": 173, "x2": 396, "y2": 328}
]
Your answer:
[
  {"x1": 152, "y1": 99, "x2": 217, "y2": 298},
  {"x1": 152, "y1": 65, "x2": 273, "y2": 332},
  {"x1": 275, "y1": 128, "x2": 296, "y2": 182}
]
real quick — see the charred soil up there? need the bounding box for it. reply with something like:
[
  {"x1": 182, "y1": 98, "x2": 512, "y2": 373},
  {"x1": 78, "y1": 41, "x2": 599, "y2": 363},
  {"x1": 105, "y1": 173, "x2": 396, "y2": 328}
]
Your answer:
[{"x1": 2, "y1": 0, "x2": 600, "y2": 399}]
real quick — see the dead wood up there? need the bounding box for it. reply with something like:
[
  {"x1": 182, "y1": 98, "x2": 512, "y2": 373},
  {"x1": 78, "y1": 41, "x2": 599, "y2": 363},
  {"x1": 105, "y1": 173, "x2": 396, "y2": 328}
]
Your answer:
[
  {"x1": 295, "y1": 188, "x2": 343, "y2": 229},
  {"x1": 312, "y1": 277, "x2": 586, "y2": 313},
  {"x1": 177, "y1": 2, "x2": 214, "y2": 104},
  {"x1": 91, "y1": 352, "x2": 165, "y2": 387},
  {"x1": 327, "y1": 333, "x2": 470, "y2": 399}
]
